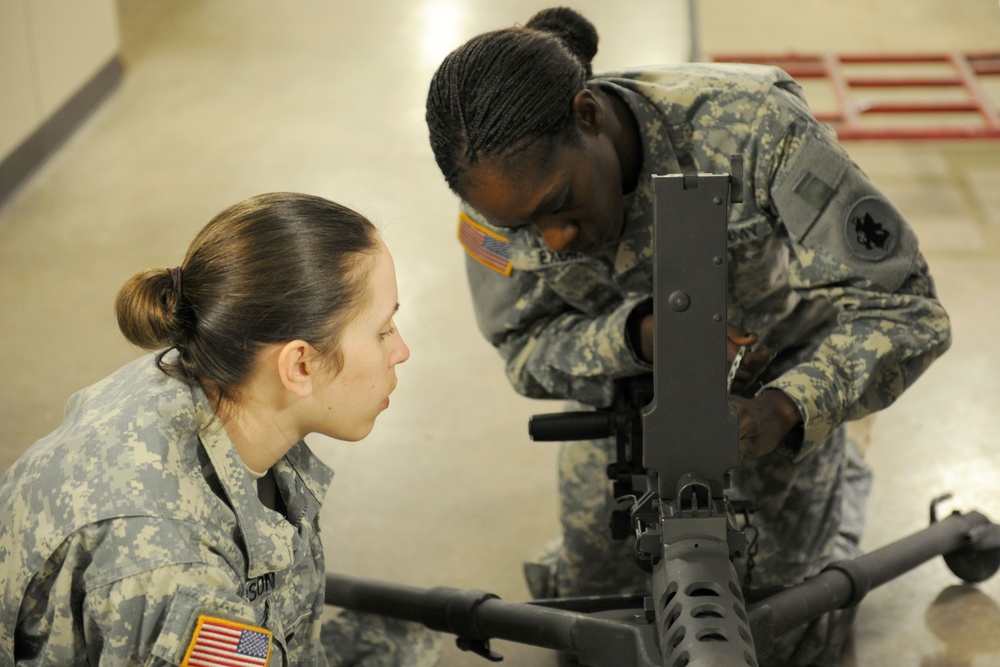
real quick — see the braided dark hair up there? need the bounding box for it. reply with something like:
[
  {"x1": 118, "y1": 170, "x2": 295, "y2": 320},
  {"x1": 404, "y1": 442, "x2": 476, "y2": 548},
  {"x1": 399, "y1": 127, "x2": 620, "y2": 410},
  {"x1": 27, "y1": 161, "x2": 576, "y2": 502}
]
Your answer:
[{"x1": 425, "y1": 7, "x2": 599, "y2": 194}]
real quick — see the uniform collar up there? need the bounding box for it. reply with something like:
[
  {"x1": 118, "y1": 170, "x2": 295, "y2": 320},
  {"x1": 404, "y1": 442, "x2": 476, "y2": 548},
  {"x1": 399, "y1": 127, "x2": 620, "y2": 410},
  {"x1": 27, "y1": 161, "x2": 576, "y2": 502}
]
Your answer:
[
  {"x1": 596, "y1": 78, "x2": 682, "y2": 274},
  {"x1": 192, "y1": 388, "x2": 333, "y2": 578}
]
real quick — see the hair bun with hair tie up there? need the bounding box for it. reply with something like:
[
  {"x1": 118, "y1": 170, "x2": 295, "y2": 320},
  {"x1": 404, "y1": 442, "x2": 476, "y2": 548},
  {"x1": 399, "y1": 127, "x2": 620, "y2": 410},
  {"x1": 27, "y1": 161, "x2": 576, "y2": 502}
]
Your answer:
[{"x1": 168, "y1": 266, "x2": 183, "y2": 297}]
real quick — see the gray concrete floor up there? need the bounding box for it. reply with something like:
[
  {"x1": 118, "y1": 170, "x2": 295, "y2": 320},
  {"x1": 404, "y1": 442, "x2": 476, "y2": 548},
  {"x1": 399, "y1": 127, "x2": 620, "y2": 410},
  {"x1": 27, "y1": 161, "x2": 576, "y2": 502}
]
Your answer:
[{"x1": 1, "y1": 1, "x2": 999, "y2": 665}]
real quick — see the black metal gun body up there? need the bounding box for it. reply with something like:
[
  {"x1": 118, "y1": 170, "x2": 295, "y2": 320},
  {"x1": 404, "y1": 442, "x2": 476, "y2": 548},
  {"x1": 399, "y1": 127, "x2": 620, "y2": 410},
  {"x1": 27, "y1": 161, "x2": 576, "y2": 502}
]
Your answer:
[{"x1": 530, "y1": 166, "x2": 754, "y2": 665}]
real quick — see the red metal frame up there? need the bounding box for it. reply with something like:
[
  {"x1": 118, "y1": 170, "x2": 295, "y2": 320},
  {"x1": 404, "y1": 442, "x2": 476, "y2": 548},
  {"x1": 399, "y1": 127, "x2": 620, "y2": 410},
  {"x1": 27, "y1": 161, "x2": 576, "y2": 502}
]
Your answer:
[{"x1": 711, "y1": 52, "x2": 1000, "y2": 140}]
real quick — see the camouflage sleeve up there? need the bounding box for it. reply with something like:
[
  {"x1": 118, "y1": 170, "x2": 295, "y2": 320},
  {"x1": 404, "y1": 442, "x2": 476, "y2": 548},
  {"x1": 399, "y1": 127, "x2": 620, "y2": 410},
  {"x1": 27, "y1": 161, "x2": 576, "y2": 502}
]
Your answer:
[
  {"x1": 755, "y1": 85, "x2": 951, "y2": 459},
  {"x1": 24, "y1": 560, "x2": 257, "y2": 665},
  {"x1": 465, "y1": 243, "x2": 652, "y2": 408},
  {"x1": 84, "y1": 562, "x2": 257, "y2": 666},
  {"x1": 18, "y1": 518, "x2": 274, "y2": 666}
]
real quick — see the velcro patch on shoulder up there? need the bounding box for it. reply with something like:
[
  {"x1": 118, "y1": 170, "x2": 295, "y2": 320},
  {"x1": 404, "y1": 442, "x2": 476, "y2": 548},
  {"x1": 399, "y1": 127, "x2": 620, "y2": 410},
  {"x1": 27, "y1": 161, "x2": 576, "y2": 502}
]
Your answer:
[
  {"x1": 182, "y1": 615, "x2": 272, "y2": 666},
  {"x1": 844, "y1": 196, "x2": 900, "y2": 261},
  {"x1": 458, "y1": 212, "x2": 512, "y2": 276}
]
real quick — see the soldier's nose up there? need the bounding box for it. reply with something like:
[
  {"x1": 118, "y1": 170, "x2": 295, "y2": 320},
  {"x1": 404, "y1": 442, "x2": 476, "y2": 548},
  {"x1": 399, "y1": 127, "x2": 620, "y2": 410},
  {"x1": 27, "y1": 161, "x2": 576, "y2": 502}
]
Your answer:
[{"x1": 538, "y1": 222, "x2": 578, "y2": 252}]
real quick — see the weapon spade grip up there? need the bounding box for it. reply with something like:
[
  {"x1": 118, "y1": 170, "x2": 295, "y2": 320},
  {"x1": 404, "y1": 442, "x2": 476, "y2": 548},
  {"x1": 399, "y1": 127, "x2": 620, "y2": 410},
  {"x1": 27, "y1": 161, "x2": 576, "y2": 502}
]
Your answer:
[{"x1": 529, "y1": 411, "x2": 616, "y2": 441}]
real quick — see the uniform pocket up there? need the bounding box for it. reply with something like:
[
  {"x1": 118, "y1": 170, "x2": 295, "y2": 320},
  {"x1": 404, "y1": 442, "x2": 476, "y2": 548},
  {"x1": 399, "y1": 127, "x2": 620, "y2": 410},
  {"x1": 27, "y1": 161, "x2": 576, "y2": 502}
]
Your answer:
[{"x1": 261, "y1": 600, "x2": 313, "y2": 661}]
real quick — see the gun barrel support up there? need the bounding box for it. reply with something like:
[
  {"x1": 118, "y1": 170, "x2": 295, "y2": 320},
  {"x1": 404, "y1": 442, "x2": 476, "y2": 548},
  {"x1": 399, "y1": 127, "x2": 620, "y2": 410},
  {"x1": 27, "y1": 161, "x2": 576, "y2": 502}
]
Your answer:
[{"x1": 653, "y1": 536, "x2": 757, "y2": 667}]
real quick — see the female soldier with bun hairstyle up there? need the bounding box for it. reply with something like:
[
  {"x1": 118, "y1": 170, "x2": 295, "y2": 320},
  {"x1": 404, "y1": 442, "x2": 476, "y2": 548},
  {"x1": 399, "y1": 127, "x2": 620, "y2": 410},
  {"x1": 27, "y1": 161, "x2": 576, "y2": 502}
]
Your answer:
[
  {"x1": 426, "y1": 7, "x2": 950, "y2": 666},
  {"x1": 0, "y1": 193, "x2": 441, "y2": 665}
]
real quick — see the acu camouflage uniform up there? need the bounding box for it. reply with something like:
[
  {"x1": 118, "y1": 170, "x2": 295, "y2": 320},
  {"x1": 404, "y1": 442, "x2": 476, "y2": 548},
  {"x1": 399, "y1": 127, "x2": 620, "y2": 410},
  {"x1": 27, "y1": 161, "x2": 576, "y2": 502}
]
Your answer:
[
  {"x1": 458, "y1": 63, "x2": 950, "y2": 666},
  {"x1": 0, "y1": 354, "x2": 441, "y2": 666}
]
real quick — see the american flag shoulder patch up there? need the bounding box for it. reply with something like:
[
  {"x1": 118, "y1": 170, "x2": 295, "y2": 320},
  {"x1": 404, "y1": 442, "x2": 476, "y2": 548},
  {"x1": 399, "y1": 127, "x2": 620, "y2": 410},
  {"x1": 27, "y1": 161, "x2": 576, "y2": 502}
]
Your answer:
[
  {"x1": 458, "y1": 212, "x2": 512, "y2": 276},
  {"x1": 182, "y1": 614, "x2": 272, "y2": 667}
]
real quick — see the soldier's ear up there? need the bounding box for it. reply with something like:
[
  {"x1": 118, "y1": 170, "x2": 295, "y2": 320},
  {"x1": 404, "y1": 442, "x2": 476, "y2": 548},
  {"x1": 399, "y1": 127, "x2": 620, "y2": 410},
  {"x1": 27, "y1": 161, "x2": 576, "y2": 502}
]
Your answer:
[
  {"x1": 276, "y1": 340, "x2": 315, "y2": 399},
  {"x1": 572, "y1": 88, "x2": 605, "y2": 136}
]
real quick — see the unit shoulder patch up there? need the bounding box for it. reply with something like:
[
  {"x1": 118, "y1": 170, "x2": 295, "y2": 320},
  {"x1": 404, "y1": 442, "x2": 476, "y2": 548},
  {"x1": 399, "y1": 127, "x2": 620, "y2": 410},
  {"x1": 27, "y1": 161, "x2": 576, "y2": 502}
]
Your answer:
[
  {"x1": 844, "y1": 196, "x2": 899, "y2": 261},
  {"x1": 182, "y1": 614, "x2": 272, "y2": 666},
  {"x1": 458, "y1": 212, "x2": 512, "y2": 276}
]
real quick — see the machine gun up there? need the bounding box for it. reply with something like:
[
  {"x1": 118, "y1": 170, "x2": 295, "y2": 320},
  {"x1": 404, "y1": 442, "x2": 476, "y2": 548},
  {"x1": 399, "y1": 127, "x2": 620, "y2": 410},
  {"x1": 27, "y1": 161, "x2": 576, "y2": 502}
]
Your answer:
[{"x1": 325, "y1": 161, "x2": 1000, "y2": 666}]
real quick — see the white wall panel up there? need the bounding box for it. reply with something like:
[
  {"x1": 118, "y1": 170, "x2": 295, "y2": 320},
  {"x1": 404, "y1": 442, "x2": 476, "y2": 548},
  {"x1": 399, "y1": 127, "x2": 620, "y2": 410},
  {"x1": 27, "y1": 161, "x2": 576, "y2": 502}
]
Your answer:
[
  {"x1": 0, "y1": 0, "x2": 39, "y2": 157},
  {"x1": 1, "y1": 0, "x2": 119, "y2": 161},
  {"x1": 25, "y1": 0, "x2": 119, "y2": 117}
]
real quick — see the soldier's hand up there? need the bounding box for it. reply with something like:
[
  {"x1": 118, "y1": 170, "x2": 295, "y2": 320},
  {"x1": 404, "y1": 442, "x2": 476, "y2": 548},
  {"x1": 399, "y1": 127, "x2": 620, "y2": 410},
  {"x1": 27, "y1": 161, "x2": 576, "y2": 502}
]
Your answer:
[
  {"x1": 728, "y1": 389, "x2": 801, "y2": 459},
  {"x1": 727, "y1": 325, "x2": 774, "y2": 393},
  {"x1": 638, "y1": 313, "x2": 655, "y2": 362}
]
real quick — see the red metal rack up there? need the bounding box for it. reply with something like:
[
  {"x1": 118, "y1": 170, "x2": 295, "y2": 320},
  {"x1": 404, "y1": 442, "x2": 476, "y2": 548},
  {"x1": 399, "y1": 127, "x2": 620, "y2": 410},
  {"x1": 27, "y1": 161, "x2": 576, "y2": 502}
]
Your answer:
[{"x1": 711, "y1": 52, "x2": 1000, "y2": 140}]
